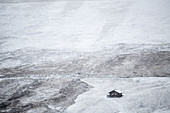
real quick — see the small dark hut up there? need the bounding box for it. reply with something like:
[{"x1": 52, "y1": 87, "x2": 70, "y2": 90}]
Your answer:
[{"x1": 107, "y1": 90, "x2": 123, "y2": 98}]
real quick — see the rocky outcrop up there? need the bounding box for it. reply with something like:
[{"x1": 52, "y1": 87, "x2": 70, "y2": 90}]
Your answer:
[{"x1": 0, "y1": 78, "x2": 91, "y2": 113}]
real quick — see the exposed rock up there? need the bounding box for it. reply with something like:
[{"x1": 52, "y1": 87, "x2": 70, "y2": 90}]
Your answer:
[
  {"x1": 0, "y1": 78, "x2": 91, "y2": 113},
  {"x1": 0, "y1": 51, "x2": 169, "y2": 77}
]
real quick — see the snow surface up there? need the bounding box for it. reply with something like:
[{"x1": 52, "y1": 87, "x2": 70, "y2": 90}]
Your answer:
[
  {"x1": 65, "y1": 77, "x2": 170, "y2": 113},
  {"x1": 0, "y1": 1, "x2": 170, "y2": 113},
  {"x1": 0, "y1": 0, "x2": 170, "y2": 53}
]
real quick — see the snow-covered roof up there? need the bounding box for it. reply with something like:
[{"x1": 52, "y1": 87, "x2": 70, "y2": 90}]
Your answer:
[
  {"x1": 109, "y1": 90, "x2": 123, "y2": 93},
  {"x1": 114, "y1": 90, "x2": 123, "y2": 93}
]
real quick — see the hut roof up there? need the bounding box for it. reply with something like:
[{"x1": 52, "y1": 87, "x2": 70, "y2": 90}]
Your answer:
[
  {"x1": 115, "y1": 90, "x2": 122, "y2": 93},
  {"x1": 109, "y1": 90, "x2": 122, "y2": 93}
]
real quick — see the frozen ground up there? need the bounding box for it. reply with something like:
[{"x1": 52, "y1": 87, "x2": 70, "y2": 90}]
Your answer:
[
  {"x1": 0, "y1": 0, "x2": 170, "y2": 113},
  {"x1": 0, "y1": 49, "x2": 170, "y2": 77},
  {"x1": 0, "y1": 77, "x2": 91, "y2": 113}
]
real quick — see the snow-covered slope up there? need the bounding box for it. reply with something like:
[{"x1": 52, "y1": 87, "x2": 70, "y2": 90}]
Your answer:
[
  {"x1": 0, "y1": 1, "x2": 170, "y2": 113},
  {"x1": 0, "y1": 0, "x2": 170, "y2": 74},
  {"x1": 0, "y1": 0, "x2": 170, "y2": 52},
  {"x1": 65, "y1": 77, "x2": 170, "y2": 113}
]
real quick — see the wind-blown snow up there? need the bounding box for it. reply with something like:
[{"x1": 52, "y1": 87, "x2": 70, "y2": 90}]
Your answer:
[{"x1": 0, "y1": 0, "x2": 170, "y2": 52}]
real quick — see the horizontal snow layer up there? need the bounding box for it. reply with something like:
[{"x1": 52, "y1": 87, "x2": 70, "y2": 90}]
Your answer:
[{"x1": 0, "y1": 50, "x2": 169, "y2": 77}]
